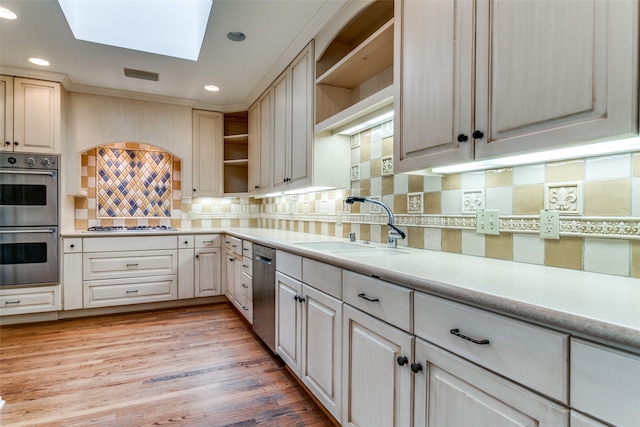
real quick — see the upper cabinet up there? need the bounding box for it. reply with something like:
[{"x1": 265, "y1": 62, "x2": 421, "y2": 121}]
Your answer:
[
  {"x1": 248, "y1": 90, "x2": 273, "y2": 195},
  {"x1": 272, "y1": 42, "x2": 314, "y2": 191},
  {"x1": 222, "y1": 111, "x2": 249, "y2": 195},
  {"x1": 1, "y1": 76, "x2": 61, "y2": 153},
  {"x1": 315, "y1": 0, "x2": 394, "y2": 132},
  {"x1": 192, "y1": 110, "x2": 223, "y2": 197},
  {"x1": 394, "y1": 0, "x2": 639, "y2": 172}
]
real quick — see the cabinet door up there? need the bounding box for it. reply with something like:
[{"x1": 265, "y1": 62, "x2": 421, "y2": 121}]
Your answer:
[
  {"x1": 394, "y1": 0, "x2": 474, "y2": 172},
  {"x1": 195, "y1": 248, "x2": 221, "y2": 297},
  {"x1": 258, "y1": 90, "x2": 273, "y2": 194},
  {"x1": 342, "y1": 304, "x2": 413, "y2": 427},
  {"x1": 275, "y1": 271, "x2": 303, "y2": 376},
  {"x1": 0, "y1": 75, "x2": 13, "y2": 151},
  {"x1": 62, "y1": 253, "x2": 83, "y2": 310},
  {"x1": 232, "y1": 252, "x2": 246, "y2": 310},
  {"x1": 248, "y1": 102, "x2": 260, "y2": 193},
  {"x1": 302, "y1": 284, "x2": 342, "y2": 421},
  {"x1": 414, "y1": 338, "x2": 569, "y2": 427},
  {"x1": 12, "y1": 77, "x2": 61, "y2": 153},
  {"x1": 272, "y1": 71, "x2": 290, "y2": 190},
  {"x1": 288, "y1": 43, "x2": 313, "y2": 188},
  {"x1": 224, "y1": 249, "x2": 235, "y2": 300},
  {"x1": 192, "y1": 110, "x2": 223, "y2": 196},
  {"x1": 474, "y1": 0, "x2": 638, "y2": 159},
  {"x1": 178, "y1": 248, "x2": 195, "y2": 299}
]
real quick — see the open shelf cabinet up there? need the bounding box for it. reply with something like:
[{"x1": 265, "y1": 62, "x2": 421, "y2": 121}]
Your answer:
[{"x1": 223, "y1": 111, "x2": 249, "y2": 194}]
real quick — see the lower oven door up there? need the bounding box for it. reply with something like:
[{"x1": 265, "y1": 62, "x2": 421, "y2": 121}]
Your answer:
[{"x1": 0, "y1": 227, "x2": 59, "y2": 286}]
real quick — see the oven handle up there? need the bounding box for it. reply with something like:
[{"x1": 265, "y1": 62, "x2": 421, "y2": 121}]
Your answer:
[
  {"x1": 0, "y1": 228, "x2": 57, "y2": 235},
  {"x1": 0, "y1": 170, "x2": 56, "y2": 178}
]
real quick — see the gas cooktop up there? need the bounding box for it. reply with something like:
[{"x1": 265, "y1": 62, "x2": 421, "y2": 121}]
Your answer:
[{"x1": 87, "y1": 225, "x2": 177, "y2": 232}]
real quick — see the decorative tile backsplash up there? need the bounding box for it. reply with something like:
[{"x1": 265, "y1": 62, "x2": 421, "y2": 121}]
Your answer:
[
  {"x1": 72, "y1": 128, "x2": 640, "y2": 279},
  {"x1": 96, "y1": 146, "x2": 173, "y2": 218}
]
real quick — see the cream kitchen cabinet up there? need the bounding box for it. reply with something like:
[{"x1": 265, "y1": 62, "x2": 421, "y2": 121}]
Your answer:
[
  {"x1": 177, "y1": 236, "x2": 195, "y2": 299},
  {"x1": 194, "y1": 234, "x2": 222, "y2": 297},
  {"x1": 224, "y1": 236, "x2": 251, "y2": 321},
  {"x1": 192, "y1": 109, "x2": 223, "y2": 197},
  {"x1": 224, "y1": 235, "x2": 242, "y2": 302},
  {"x1": 1, "y1": 76, "x2": 61, "y2": 153},
  {"x1": 341, "y1": 270, "x2": 414, "y2": 427},
  {"x1": 62, "y1": 237, "x2": 83, "y2": 310},
  {"x1": 570, "y1": 338, "x2": 640, "y2": 427},
  {"x1": 0, "y1": 285, "x2": 61, "y2": 316},
  {"x1": 394, "y1": 0, "x2": 639, "y2": 172},
  {"x1": 413, "y1": 339, "x2": 569, "y2": 427},
  {"x1": 82, "y1": 236, "x2": 178, "y2": 308},
  {"x1": 276, "y1": 254, "x2": 343, "y2": 421},
  {"x1": 248, "y1": 89, "x2": 272, "y2": 195},
  {"x1": 272, "y1": 42, "x2": 314, "y2": 191}
]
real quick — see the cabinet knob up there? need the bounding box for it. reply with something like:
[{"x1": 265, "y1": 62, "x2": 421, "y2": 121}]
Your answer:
[
  {"x1": 193, "y1": 188, "x2": 196, "y2": 192},
  {"x1": 396, "y1": 356, "x2": 408, "y2": 366},
  {"x1": 229, "y1": 257, "x2": 234, "y2": 262},
  {"x1": 184, "y1": 240, "x2": 188, "y2": 244},
  {"x1": 457, "y1": 134, "x2": 468, "y2": 143},
  {"x1": 70, "y1": 244, "x2": 75, "y2": 248},
  {"x1": 195, "y1": 254, "x2": 199, "y2": 258},
  {"x1": 4, "y1": 141, "x2": 10, "y2": 146},
  {"x1": 472, "y1": 130, "x2": 484, "y2": 139},
  {"x1": 410, "y1": 362, "x2": 423, "y2": 373},
  {"x1": 13, "y1": 141, "x2": 19, "y2": 146},
  {"x1": 254, "y1": 185, "x2": 261, "y2": 189}
]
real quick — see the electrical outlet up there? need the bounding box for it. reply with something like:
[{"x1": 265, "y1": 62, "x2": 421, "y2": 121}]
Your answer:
[
  {"x1": 540, "y1": 209, "x2": 560, "y2": 239},
  {"x1": 476, "y1": 209, "x2": 500, "y2": 235}
]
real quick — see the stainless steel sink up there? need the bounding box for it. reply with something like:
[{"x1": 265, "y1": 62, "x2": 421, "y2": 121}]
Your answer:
[{"x1": 293, "y1": 241, "x2": 374, "y2": 251}]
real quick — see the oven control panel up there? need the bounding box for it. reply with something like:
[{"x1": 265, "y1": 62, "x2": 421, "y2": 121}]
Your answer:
[{"x1": 0, "y1": 153, "x2": 58, "y2": 170}]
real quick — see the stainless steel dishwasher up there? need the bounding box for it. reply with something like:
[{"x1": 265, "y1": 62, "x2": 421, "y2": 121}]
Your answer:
[{"x1": 252, "y1": 244, "x2": 276, "y2": 352}]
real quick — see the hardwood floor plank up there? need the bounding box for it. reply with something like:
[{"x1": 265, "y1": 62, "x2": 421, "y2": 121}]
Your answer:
[{"x1": 0, "y1": 303, "x2": 334, "y2": 427}]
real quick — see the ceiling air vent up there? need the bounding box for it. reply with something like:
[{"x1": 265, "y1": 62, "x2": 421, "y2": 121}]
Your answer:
[{"x1": 124, "y1": 68, "x2": 159, "y2": 81}]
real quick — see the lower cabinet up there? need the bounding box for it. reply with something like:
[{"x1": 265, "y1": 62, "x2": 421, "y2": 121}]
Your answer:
[
  {"x1": 225, "y1": 236, "x2": 252, "y2": 322},
  {"x1": 194, "y1": 247, "x2": 221, "y2": 297},
  {"x1": 84, "y1": 275, "x2": 177, "y2": 308},
  {"x1": 413, "y1": 338, "x2": 569, "y2": 427},
  {"x1": 341, "y1": 304, "x2": 413, "y2": 427},
  {"x1": 275, "y1": 265, "x2": 343, "y2": 421},
  {"x1": 0, "y1": 285, "x2": 61, "y2": 315}
]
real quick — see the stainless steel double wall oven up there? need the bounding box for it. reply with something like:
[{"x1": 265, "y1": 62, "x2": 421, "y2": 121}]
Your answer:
[{"x1": 0, "y1": 152, "x2": 59, "y2": 286}]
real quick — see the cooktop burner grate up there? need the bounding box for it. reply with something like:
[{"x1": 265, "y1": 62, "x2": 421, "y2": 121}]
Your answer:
[{"x1": 87, "y1": 225, "x2": 177, "y2": 232}]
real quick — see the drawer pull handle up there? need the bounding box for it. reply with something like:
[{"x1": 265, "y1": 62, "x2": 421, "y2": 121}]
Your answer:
[
  {"x1": 397, "y1": 356, "x2": 408, "y2": 366},
  {"x1": 202, "y1": 240, "x2": 214, "y2": 244},
  {"x1": 126, "y1": 263, "x2": 139, "y2": 267},
  {"x1": 242, "y1": 284, "x2": 248, "y2": 288},
  {"x1": 450, "y1": 328, "x2": 490, "y2": 345},
  {"x1": 242, "y1": 306, "x2": 249, "y2": 311},
  {"x1": 5, "y1": 300, "x2": 20, "y2": 305},
  {"x1": 243, "y1": 248, "x2": 249, "y2": 251},
  {"x1": 242, "y1": 264, "x2": 249, "y2": 268},
  {"x1": 358, "y1": 293, "x2": 379, "y2": 302},
  {"x1": 127, "y1": 290, "x2": 139, "y2": 294}
]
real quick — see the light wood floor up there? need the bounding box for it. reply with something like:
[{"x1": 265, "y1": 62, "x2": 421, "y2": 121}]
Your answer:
[{"x1": 0, "y1": 303, "x2": 334, "y2": 427}]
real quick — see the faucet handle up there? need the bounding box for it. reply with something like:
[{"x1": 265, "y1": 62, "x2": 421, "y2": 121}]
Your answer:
[{"x1": 388, "y1": 223, "x2": 406, "y2": 240}]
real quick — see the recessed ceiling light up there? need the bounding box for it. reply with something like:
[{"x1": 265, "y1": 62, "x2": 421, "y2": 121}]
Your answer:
[
  {"x1": 227, "y1": 31, "x2": 246, "y2": 42},
  {"x1": 0, "y1": 7, "x2": 17, "y2": 20},
  {"x1": 28, "y1": 58, "x2": 50, "y2": 66},
  {"x1": 204, "y1": 85, "x2": 220, "y2": 92}
]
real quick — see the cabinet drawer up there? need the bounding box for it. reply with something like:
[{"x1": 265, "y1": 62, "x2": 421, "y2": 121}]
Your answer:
[
  {"x1": 414, "y1": 292, "x2": 569, "y2": 403},
  {"x1": 302, "y1": 258, "x2": 341, "y2": 299},
  {"x1": 242, "y1": 240, "x2": 253, "y2": 258},
  {"x1": 83, "y1": 235, "x2": 177, "y2": 252},
  {"x1": 241, "y1": 272, "x2": 252, "y2": 300},
  {"x1": 83, "y1": 250, "x2": 177, "y2": 280},
  {"x1": 342, "y1": 270, "x2": 412, "y2": 332},
  {"x1": 179, "y1": 236, "x2": 194, "y2": 249},
  {"x1": 84, "y1": 275, "x2": 177, "y2": 308},
  {"x1": 63, "y1": 238, "x2": 82, "y2": 253},
  {"x1": 276, "y1": 250, "x2": 302, "y2": 280},
  {"x1": 0, "y1": 285, "x2": 61, "y2": 315},
  {"x1": 224, "y1": 236, "x2": 242, "y2": 254},
  {"x1": 242, "y1": 257, "x2": 253, "y2": 277},
  {"x1": 195, "y1": 234, "x2": 221, "y2": 248},
  {"x1": 571, "y1": 339, "x2": 640, "y2": 427}
]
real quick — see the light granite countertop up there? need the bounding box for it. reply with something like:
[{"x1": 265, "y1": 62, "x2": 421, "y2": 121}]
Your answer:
[{"x1": 63, "y1": 227, "x2": 640, "y2": 351}]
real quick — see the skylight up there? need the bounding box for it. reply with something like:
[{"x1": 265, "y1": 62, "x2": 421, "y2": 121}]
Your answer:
[{"x1": 58, "y1": 0, "x2": 213, "y2": 61}]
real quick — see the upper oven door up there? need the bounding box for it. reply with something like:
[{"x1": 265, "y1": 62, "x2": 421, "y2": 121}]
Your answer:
[
  {"x1": 0, "y1": 227, "x2": 59, "y2": 286},
  {"x1": 0, "y1": 169, "x2": 58, "y2": 226}
]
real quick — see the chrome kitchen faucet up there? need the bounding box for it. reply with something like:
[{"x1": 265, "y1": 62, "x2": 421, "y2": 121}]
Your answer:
[{"x1": 345, "y1": 197, "x2": 406, "y2": 248}]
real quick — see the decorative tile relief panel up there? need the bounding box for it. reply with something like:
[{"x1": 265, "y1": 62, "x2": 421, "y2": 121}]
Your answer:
[
  {"x1": 462, "y1": 189, "x2": 485, "y2": 213},
  {"x1": 351, "y1": 133, "x2": 361, "y2": 148},
  {"x1": 381, "y1": 155, "x2": 393, "y2": 176},
  {"x1": 545, "y1": 182, "x2": 582, "y2": 214},
  {"x1": 407, "y1": 192, "x2": 423, "y2": 214},
  {"x1": 351, "y1": 164, "x2": 360, "y2": 181},
  {"x1": 96, "y1": 146, "x2": 173, "y2": 217}
]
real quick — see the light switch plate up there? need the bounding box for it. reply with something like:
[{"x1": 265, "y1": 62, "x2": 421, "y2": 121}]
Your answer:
[{"x1": 476, "y1": 209, "x2": 500, "y2": 235}]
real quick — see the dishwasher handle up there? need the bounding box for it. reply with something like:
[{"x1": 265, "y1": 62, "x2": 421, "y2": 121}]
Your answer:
[{"x1": 255, "y1": 254, "x2": 272, "y2": 265}]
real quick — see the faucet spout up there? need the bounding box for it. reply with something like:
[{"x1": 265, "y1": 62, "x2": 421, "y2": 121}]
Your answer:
[{"x1": 344, "y1": 197, "x2": 406, "y2": 247}]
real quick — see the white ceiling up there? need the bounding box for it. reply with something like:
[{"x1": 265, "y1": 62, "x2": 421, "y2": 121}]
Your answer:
[{"x1": 0, "y1": 0, "x2": 344, "y2": 111}]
